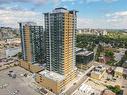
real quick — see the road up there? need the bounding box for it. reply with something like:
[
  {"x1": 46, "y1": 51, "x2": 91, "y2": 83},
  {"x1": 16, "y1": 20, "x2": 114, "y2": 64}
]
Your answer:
[
  {"x1": 61, "y1": 66, "x2": 95, "y2": 95},
  {"x1": 93, "y1": 45, "x2": 98, "y2": 61},
  {"x1": 123, "y1": 79, "x2": 127, "y2": 95}
]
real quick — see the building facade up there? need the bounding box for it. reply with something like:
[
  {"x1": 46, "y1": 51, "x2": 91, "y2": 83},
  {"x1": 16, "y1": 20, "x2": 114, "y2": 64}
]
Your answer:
[
  {"x1": 44, "y1": 7, "x2": 77, "y2": 75},
  {"x1": 91, "y1": 65, "x2": 106, "y2": 80},
  {"x1": 19, "y1": 22, "x2": 44, "y2": 64},
  {"x1": 35, "y1": 8, "x2": 78, "y2": 94},
  {"x1": 5, "y1": 47, "x2": 21, "y2": 58},
  {"x1": 77, "y1": 29, "x2": 108, "y2": 36},
  {"x1": 76, "y1": 48, "x2": 94, "y2": 69}
]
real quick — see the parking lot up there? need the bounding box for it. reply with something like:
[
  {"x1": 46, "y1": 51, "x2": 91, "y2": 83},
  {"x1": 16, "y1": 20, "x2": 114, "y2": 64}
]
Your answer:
[{"x1": 0, "y1": 66, "x2": 41, "y2": 95}]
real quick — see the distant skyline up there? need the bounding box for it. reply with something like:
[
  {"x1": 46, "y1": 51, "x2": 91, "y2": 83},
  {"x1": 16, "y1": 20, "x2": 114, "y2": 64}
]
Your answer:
[{"x1": 0, "y1": 0, "x2": 127, "y2": 29}]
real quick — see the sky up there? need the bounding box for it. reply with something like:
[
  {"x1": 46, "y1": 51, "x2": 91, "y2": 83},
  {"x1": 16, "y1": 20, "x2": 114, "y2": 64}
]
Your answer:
[{"x1": 0, "y1": 0, "x2": 127, "y2": 29}]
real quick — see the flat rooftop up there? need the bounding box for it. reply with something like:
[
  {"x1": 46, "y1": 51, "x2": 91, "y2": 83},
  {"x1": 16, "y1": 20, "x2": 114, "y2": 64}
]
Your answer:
[
  {"x1": 76, "y1": 50, "x2": 93, "y2": 56},
  {"x1": 76, "y1": 48, "x2": 86, "y2": 52},
  {"x1": 91, "y1": 66, "x2": 106, "y2": 74},
  {"x1": 39, "y1": 70, "x2": 65, "y2": 82},
  {"x1": 72, "y1": 78, "x2": 106, "y2": 95},
  {"x1": 115, "y1": 67, "x2": 124, "y2": 73},
  {"x1": 73, "y1": 83, "x2": 101, "y2": 95},
  {"x1": 124, "y1": 69, "x2": 127, "y2": 75}
]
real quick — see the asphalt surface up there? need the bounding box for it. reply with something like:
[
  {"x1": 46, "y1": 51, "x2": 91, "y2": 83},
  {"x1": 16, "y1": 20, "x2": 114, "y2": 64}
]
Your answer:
[
  {"x1": 61, "y1": 66, "x2": 95, "y2": 95},
  {"x1": 0, "y1": 66, "x2": 41, "y2": 95}
]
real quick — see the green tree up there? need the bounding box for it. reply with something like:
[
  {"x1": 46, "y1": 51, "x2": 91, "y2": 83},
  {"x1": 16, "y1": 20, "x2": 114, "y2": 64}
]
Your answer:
[
  {"x1": 106, "y1": 85, "x2": 121, "y2": 94},
  {"x1": 105, "y1": 50, "x2": 114, "y2": 58},
  {"x1": 17, "y1": 52, "x2": 22, "y2": 59}
]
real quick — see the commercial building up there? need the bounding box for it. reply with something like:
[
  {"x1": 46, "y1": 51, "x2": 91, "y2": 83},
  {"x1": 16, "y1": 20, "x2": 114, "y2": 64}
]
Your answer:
[
  {"x1": 35, "y1": 70, "x2": 65, "y2": 94},
  {"x1": 36, "y1": 7, "x2": 78, "y2": 94},
  {"x1": 77, "y1": 29, "x2": 107, "y2": 36},
  {"x1": 123, "y1": 69, "x2": 127, "y2": 79},
  {"x1": 76, "y1": 48, "x2": 94, "y2": 69},
  {"x1": 19, "y1": 22, "x2": 44, "y2": 64},
  {"x1": 114, "y1": 67, "x2": 124, "y2": 78},
  {"x1": 6, "y1": 38, "x2": 21, "y2": 44},
  {"x1": 102, "y1": 90, "x2": 116, "y2": 95},
  {"x1": 72, "y1": 83, "x2": 101, "y2": 95},
  {"x1": 0, "y1": 27, "x2": 17, "y2": 40},
  {"x1": 5, "y1": 47, "x2": 21, "y2": 58},
  {"x1": 19, "y1": 60, "x2": 44, "y2": 73},
  {"x1": 90, "y1": 65, "x2": 106, "y2": 80},
  {"x1": 114, "y1": 67, "x2": 127, "y2": 79}
]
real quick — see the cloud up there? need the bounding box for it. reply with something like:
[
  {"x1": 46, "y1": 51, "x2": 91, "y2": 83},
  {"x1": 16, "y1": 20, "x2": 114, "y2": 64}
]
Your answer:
[
  {"x1": 61, "y1": 0, "x2": 76, "y2": 2},
  {"x1": 78, "y1": 11, "x2": 127, "y2": 29},
  {"x1": 0, "y1": 0, "x2": 126, "y2": 29},
  {"x1": 86, "y1": 0, "x2": 101, "y2": 3},
  {"x1": 105, "y1": 11, "x2": 127, "y2": 28},
  {"x1": 0, "y1": 0, "x2": 59, "y2": 5},
  {"x1": 104, "y1": 0, "x2": 118, "y2": 3},
  {"x1": 78, "y1": 14, "x2": 127, "y2": 29},
  {"x1": 0, "y1": 9, "x2": 43, "y2": 28},
  {"x1": 106, "y1": 11, "x2": 127, "y2": 22},
  {"x1": 0, "y1": 8, "x2": 126, "y2": 29},
  {"x1": 106, "y1": 11, "x2": 127, "y2": 17},
  {"x1": 86, "y1": 0, "x2": 118, "y2": 3},
  {"x1": 0, "y1": 0, "x2": 77, "y2": 5},
  {"x1": 77, "y1": 17, "x2": 108, "y2": 29},
  {"x1": 77, "y1": 17, "x2": 94, "y2": 28},
  {"x1": 0, "y1": 0, "x2": 119, "y2": 6}
]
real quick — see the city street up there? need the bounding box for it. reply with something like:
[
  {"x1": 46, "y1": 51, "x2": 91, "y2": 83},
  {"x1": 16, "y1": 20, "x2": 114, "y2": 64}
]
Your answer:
[
  {"x1": 123, "y1": 79, "x2": 127, "y2": 95},
  {"x1": 61, "y1": 66, "x2": 95, "y2": 95}
]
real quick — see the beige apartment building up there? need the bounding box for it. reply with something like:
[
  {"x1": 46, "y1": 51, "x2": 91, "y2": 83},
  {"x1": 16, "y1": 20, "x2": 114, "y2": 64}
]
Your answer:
[
  {"x1": 35, "y1": 7, "x2": 78, "y2": 94},
  {"x1": 19, "y1": 7, "x2": 78, "y2": 95}
]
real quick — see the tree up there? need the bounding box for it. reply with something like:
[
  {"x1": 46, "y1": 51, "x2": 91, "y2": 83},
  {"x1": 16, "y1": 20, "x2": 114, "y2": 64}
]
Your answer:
[
  {"x1": 105, "y1": 50, "x2": 114, "y2": 58},
  {"x1": 106, "y1": 85, "x2": 121, "y2": 94},
  {"x1": 17, "y1": 52, "x2": 22, "y2": 59},
  {"x1": 106, "y1": 60, "x2": 114, "y2": 66},
  {"x1": 125, "y1": 50, "x2": 127, "y2": 56}
]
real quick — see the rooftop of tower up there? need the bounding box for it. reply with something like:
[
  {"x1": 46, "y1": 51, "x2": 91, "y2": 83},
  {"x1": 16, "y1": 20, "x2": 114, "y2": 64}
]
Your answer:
[
  {"x1": 44, "y1": 7, "x2": 78, "y2": 14},
  {"x1": 19, "y1": 22, "x2": 36, "y2": 26},
  {"x1": 54, "y1": 7, "x2": 67, "y2": 10},
  {"x1": 52, "y1": 7, "x2": 68, "y2": 13}
]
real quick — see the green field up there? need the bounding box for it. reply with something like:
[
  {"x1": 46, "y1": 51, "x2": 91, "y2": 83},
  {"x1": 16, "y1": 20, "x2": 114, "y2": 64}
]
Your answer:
[{"x1": 107, "y1": 31, "x2": 127, "y2": 39}]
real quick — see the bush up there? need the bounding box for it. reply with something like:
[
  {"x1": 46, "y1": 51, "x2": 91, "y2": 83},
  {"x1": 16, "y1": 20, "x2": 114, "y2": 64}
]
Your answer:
[
  {"x1": 17, "y1": 52, "x2": 22, "y2": 59},
  {"x1": 106, "y1": 85, "x2": 121, "y2": 94}
]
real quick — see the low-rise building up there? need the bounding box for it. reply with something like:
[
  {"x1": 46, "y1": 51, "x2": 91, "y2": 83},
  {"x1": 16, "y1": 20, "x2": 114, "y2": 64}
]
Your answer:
[
  {"x1": 35, "y1": 69, "x2": 77, "y2": 95},
  {"x1": 35, "y1": 70, "x2": 65, "y2": 94},
  {"x1": 19, "y1": 60, "x2": 44, "y2": 73},
  {"x1": 6, "y1": 38, "x2": 21, "y2": 44},
  {"x1": 5, "y1": 47, "x2": 21, "y2": 58},
  {"x1": 114, "y1": 67, "x2": 124, "y2": 78},
  {"x1": 91, "y1": 65, "x2": 106, "y2": 80},
  {"x1": 102, "y1": 90, "x2": 116, "y2": 95},
  {"x1": 76, "y1": 48, "x2": 94, "y2": 69},
  {"x1": 77, "y1": 29, "x2": 108, "y2": 36},
  {"x1": 72, "y1": 79, "x2": 104, "y2": 95},
  {"x1": 0, "y1": 27, "x2": 17, "y2": 40},
  {"x1": 123, "y1": 69, "x2": 127, "y2": 79}
]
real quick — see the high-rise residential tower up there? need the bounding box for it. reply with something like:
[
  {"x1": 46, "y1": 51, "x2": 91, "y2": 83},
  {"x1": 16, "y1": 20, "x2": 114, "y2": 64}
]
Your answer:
[
  {"x1": 35, "y1": 8, "x2": 78, "y2": 94},
  {"x1": 44, "y1": 7, "x2": 77, "y2": 75},
  {"x1": 19, "y1": 22, "x2": 44, "y2": 64}
]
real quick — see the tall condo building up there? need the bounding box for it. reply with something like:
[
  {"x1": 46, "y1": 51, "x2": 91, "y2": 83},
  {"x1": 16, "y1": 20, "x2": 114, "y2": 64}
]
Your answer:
[
  {"x1": 19, "y1": 22, "x2": 44, "y2": 64},
  {"x1": 35, "y1": 8, "x2": 78, "y2": 94},
  {"x1": 44, "y1": 7, "x2": 77, "y2": 75}
]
